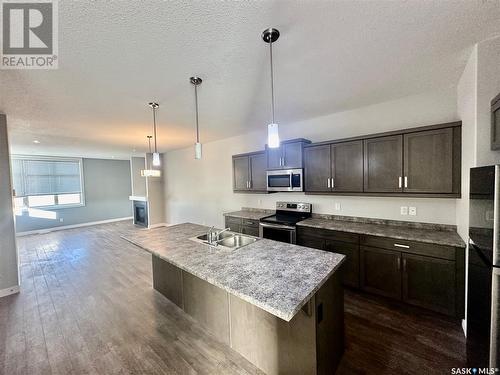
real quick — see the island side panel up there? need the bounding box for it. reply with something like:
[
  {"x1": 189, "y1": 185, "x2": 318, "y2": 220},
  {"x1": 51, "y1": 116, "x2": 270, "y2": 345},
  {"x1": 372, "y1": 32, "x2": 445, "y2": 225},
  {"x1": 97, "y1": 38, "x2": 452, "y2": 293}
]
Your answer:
[
  {"x1": 229, "y1": 294, "x2": 317, "y2": 375},
  {"x1": 183, "y1": 272, "x2": 231, "y2": 345},
  {"x1": 316, "y1": 271, "x2": 344, "y2": 375},
  {"x1": 152, "y1": 255, "x2": 184, "y2": 309}
]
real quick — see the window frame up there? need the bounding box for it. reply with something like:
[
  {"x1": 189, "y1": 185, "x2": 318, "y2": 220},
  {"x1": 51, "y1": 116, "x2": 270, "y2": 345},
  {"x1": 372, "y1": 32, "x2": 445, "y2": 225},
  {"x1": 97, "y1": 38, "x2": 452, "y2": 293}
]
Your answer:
[{"x1": 12, "y1": 155, "x2": 86, "y2": 210}]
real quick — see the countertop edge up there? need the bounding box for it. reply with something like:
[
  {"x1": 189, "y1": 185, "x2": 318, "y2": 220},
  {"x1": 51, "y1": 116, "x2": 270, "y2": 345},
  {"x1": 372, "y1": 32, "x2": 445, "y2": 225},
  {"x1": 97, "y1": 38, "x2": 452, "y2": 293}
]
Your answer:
[
  {"x1": 121, "y1": 234, "x2": 345, "y2": 321},
  {"x1": 296, "y1": 221, "x2": 465, "y2": 248}
]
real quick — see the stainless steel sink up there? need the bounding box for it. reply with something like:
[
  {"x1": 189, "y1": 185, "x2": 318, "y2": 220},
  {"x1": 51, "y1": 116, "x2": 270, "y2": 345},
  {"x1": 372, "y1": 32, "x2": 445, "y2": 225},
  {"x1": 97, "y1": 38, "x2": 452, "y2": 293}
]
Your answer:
[
  {"x1": 195, "y1": 231, "x2": 233, "y2": 242},
  {"x1": 190, "y1": 231, "x2": 258, "y2": 250},
  {"x1": 217, "y1": 235, "x2": 257, "y2": 248}
]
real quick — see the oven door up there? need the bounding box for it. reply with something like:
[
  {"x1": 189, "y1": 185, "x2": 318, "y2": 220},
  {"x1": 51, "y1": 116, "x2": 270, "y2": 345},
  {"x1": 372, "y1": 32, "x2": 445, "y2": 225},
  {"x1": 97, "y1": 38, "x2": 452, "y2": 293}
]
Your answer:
[
  {"x1": 267, "y1": 169, "x2": 303, "y2": 192},
  {"x1": 259, "y1": 222, "x2": 296, "y2": 244}
]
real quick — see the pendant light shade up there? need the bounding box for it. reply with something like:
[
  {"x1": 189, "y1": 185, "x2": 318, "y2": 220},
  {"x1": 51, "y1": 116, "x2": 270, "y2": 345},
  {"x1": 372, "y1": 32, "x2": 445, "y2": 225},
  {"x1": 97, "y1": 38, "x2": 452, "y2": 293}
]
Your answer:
[
  {"x1": 148, "y1": 102, "x2": 161, "y2": 167},
  {"x1": 190, "y1": 76, "x2": 203, "y2": 160},
  {"x1": 262, "y1": 28, "x2": 280, "y2": 149},
  {"x1": 141, "y1": 135, "x2": 161, "y2": 177}
]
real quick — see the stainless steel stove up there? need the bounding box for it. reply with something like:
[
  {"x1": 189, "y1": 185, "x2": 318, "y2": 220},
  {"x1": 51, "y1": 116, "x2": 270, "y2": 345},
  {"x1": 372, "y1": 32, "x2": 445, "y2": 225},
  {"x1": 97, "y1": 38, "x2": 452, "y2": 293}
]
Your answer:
[{"x1": 259, "y1": 201, "x2": 312, "y2": 244}]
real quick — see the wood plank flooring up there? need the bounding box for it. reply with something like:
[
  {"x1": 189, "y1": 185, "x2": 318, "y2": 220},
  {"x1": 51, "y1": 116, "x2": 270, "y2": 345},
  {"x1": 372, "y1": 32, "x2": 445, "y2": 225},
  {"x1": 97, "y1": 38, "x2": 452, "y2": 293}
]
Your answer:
[{"x1": 0, "y1": 221, "x2": 466, "y2": 374}]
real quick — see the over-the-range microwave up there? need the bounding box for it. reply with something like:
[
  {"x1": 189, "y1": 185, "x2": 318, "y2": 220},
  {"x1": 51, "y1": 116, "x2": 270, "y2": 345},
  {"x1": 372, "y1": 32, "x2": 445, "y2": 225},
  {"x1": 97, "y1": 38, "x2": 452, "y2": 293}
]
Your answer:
[{"x1": 266, "y1": 169, "x2": 304, "y2": 192}]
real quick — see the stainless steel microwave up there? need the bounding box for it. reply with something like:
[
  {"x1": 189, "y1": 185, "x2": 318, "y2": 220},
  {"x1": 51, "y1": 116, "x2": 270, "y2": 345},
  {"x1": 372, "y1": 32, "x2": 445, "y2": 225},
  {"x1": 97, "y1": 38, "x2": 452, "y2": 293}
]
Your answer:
[{"x1": 266, "y1": 169, "x2": 304, "y2": 192}]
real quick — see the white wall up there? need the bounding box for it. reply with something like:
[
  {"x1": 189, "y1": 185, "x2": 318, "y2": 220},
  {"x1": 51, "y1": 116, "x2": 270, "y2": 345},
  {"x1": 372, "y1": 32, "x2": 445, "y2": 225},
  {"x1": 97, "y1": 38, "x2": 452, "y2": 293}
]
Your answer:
[{"x1": 165, "y1": 88, "x2": 459, "y2": 228}]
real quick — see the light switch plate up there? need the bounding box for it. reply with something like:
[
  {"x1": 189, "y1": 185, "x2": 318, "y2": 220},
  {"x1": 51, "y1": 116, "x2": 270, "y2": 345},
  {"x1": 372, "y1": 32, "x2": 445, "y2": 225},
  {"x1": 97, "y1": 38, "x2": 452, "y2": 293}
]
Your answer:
[
  {"x1": 400, "y1": 206, "x2": 408, "y2": 215},
  {"x1": 334, "y1": 203, "x2": 341, "y2": 211},
  {"x1": 409, "y1": 207, "x2": 417, "y2": 216}
]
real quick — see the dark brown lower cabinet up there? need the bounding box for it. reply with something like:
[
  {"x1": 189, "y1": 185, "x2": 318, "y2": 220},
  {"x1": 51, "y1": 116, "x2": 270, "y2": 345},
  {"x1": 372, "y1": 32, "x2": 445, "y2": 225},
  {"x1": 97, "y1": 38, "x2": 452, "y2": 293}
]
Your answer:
[
  {"x1": 224, "y1": 216, "x2": 260, "y2": 237},
  {"x1": 360, "y1": 246, "x2": 402, "y2": 299},
  {"x1": 402, "y1": 253, "x2": 456, "y2": 315},
  {"x1": 325, "y1": 240, "x2": 359, "y2": 288}
]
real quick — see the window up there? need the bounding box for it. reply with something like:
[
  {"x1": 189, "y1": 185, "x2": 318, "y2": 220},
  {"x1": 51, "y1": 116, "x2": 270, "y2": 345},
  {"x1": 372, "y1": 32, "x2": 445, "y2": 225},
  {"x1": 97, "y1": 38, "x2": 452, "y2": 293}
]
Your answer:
[{"x1": 12, "y1": 156, "x2": 85, "y2": 210}]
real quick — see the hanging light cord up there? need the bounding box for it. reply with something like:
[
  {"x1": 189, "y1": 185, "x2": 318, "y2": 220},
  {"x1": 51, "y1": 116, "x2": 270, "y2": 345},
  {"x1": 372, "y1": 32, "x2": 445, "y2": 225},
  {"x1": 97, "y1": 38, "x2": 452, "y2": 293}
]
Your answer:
[
  {"x1": 269, "y1": 37, "x2": 275, "y2": 124},
  {"x1": 152, "y1": 106, "x2": 158, "y2": 153},
  {"x1": 195, "y1": 83, "x2": 200, "y2": 143}
]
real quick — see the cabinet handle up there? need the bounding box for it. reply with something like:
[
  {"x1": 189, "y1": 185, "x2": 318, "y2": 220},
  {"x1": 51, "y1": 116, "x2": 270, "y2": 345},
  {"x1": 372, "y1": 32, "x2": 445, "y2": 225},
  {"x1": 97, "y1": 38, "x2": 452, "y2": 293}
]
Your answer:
[
  {"x1": 394, "y1": 243, "x2": 410, "y2": 249},
  {"x1": 403, "y1": 258, "x2": 407, "y2": 272},
  {"x1": 398, "y1": 176, "x2": 402, "y2": 188},
  {"x1": 327, "y1": 178, "x2": 331, "y2": 188},
  {"x1": 249, "y1": 180, "x2": 252, "y2": 189},
  {"x1": 404, "y1": 176, "x2": 408, "y2": 188},
  {"x1": 331, "y1": 178, "x2": 335, "y2": 189}
]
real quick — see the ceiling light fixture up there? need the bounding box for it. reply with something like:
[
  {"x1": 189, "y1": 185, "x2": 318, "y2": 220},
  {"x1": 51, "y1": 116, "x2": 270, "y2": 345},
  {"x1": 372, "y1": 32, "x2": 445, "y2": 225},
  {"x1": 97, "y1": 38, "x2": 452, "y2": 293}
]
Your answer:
[
  {"x1": 141, "y1": 135, "x2": 161, "y2": 177},
  {"x1": 33, "y1": 140, "x2": 40, "y2": 144},
  {"x1": 190, "y1": 76, "x2": 203, "y2": 159},
  {"x1": 262, "y1": 27, "x2": 280, "y2": 149},
  {"x1": 148, "y1": 102, "x2": 161, "y2": 166}
]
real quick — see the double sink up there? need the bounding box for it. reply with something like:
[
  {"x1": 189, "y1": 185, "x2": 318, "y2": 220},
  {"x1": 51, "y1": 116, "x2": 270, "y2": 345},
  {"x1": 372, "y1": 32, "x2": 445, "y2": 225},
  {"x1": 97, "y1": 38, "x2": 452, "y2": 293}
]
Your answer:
[{"x1": 190, "y1": 230, "x2": 258, "y2": 250}]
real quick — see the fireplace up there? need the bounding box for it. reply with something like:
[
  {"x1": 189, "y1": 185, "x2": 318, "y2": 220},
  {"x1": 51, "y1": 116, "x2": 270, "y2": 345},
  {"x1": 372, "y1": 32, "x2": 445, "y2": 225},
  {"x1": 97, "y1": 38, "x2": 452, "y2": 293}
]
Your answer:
[{"x1": 133, "y1": 200, "x2": 148, "y2": 227}]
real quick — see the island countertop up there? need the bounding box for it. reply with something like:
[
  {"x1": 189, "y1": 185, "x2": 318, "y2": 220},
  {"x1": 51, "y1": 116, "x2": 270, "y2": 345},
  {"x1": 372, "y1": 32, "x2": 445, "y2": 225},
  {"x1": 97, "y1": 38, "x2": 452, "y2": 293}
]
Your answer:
[{"x1": 122, "y1": 223, "x2": 345, "y2": 321}]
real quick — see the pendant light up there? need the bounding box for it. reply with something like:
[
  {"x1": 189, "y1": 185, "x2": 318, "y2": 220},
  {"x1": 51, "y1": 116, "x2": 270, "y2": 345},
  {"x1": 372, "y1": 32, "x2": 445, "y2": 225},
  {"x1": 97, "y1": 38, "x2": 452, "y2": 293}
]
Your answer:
[
  {"x1": 262, "y1": 27, "x2": 280, "y2": 148},
  {"x1": 148, "y1": 102, "x2": 161, "y2": 166},
  {"x1": 141, "y1": 136, "x2": 161, "y2": 177},
  {"x1": 190, "y1": 76, "x2": 203, "y2": 159}
]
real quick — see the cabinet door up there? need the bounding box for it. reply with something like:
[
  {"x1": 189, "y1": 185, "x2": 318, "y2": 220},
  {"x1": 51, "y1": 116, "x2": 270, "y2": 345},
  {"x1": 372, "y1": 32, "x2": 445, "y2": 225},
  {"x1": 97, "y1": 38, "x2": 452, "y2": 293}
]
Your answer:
[
  {"x1": 249, "y1": 152, "x2": 267, "y2": 191},
  {"x1": 403, "y1": 128, "x2": 454, "y2": 193},
  {"x1": 363, "y1": 135, "x2": 403, "y2": 193},
  {"x1": 325, "y1": 240, "x2": 360, "y2": 288},
  {"x1": 360, "y1": 246, "x2": 401, "y2": 299},
  {"x1": 233, "y1": 156, "x2": 249, "y2": 191},
  {"x1": 225, "y1": 217, "x2": 242, "y2": 233},
  {"x1": 402, "y1": 253, "x2": 456, "y2": 316},
  {"x1": 331, "y1": 141, "x2": 363, "y2": 192},
  {"x1": 267, "y1": 146, "x2": 282, "y2": 170},
  {"x1": 304, "y1": 145, "x2": 331, "y2": 192},
  {"x1": 296, "y1": 235, "x2": 325, "y2": 250},
  {"x1": 283, "y1": 142, "x2": 303, "y2": 169},
  {"x1": 241, "y1": 225, "x2": 259, "y2": 237}
]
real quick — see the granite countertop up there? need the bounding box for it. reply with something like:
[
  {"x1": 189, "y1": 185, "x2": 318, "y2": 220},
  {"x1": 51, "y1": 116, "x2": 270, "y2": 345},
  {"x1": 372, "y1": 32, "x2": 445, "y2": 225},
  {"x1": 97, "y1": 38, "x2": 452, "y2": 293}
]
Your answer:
[
  {"x1": 297, "y1": 217, "x2": 465, "y2": 248},
  {"x1": 122, "y1": 223, "x2": 344, "y2": 322},
  {"x1": 223, "y1": 209, "x2": 274, "y2": 221}
]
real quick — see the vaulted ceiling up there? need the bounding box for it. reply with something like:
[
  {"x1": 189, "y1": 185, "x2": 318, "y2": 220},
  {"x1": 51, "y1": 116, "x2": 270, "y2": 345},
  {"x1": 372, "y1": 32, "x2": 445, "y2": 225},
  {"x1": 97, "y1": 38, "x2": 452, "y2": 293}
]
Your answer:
[{"x1": 1, "y1": 0, "x2": 500, "y2": 159}]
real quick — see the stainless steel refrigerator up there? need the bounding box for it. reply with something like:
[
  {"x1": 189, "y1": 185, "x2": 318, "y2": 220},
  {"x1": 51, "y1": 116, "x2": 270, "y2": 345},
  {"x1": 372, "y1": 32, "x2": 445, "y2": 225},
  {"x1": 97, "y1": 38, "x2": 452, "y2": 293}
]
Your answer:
[{"x1": 467, "y1": 165, "x2": 500, "y2": 367}]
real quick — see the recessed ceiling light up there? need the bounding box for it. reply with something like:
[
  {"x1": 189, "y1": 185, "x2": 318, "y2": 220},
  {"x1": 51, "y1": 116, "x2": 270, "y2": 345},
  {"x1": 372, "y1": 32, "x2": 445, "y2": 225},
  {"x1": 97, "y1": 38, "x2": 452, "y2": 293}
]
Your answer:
[{"x1": 33, "y1": 140, "x2": 40, "y2": 144}]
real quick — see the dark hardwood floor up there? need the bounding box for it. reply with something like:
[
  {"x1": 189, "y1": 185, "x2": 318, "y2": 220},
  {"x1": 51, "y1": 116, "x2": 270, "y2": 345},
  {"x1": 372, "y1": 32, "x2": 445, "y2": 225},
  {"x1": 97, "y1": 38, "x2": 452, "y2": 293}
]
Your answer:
[{"x1": 0, "y1": 221, "x2": 466, "y2": 374}]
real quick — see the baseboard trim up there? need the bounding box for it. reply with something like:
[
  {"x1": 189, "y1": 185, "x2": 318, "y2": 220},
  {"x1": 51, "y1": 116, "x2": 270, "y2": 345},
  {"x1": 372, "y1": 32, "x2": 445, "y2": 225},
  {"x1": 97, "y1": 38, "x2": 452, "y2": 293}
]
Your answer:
[
  {"x1": 0, "y1": 285, "x2": 20, "y2": 298},
  {"x1": 16, "y1": 217, "x2": 133, "y2": 237},
  {"x1": 148, "y1": 222, "x2": 170, "y2": 229}
]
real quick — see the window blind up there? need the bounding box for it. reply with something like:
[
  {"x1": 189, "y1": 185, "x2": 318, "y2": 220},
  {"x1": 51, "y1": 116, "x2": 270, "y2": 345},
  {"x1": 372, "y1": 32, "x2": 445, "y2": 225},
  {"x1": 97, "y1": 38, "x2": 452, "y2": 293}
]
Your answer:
[{"x1": 12, "y1": 157, "x2": 83, "y2": 197}]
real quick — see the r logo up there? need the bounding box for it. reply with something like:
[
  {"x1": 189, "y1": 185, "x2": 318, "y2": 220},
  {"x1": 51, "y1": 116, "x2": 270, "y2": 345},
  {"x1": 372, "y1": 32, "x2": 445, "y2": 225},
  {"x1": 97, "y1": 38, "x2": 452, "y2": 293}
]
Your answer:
[{"x1": 2, "y1": 2, "x2": 53, "y2": 54}]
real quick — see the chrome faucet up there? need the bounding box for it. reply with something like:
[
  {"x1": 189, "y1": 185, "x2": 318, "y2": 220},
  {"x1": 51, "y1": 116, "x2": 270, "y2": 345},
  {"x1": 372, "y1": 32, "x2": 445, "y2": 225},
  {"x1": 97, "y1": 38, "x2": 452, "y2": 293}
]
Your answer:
[{"x1": 206, "y1": 226, "x2": 231, "y2": 246}]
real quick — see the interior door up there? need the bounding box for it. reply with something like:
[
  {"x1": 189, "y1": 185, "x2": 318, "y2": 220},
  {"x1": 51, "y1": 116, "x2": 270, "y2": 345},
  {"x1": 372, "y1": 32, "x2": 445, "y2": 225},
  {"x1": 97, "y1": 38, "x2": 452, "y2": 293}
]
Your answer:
[
  {"x1": 304, "y1": 145, "x2": 331, "y2": 192},
  {"x1": 283, "y1": 142, "x2": 303, "y2": 169},
  {"x1": 331, "y1": 140, "x2": 363, "y2": 192},
  {"x1": 403, "y1": 128, "x2": 454, "y2": 193},
  {"x1": 233, "y1": 156, "x2": 249, "y2": 191},
  {"x1": 249, "y1": 152, "x2": 267, "y2": 191},
  {"x1": 360, "y1": 246, "x2": 402, "y2": 299},
  {"x1": 363, "y1": 135, "x2": 403, "y2": 193}
]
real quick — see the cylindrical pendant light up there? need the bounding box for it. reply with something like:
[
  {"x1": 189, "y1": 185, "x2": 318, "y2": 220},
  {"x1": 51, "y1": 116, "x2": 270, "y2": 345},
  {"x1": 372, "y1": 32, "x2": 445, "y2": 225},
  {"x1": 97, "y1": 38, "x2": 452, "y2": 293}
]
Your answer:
[
  {"x1": 190, "y1": 76, "x2": 203, "y2": 159},
  {"x1": 262, "y1": 28, "x2": 280, "y2": 149},
  {"x1": 148, "y1": 102, "x2": 161, "y2": 166},
  {"x1": 141, "y1": 135, "x2": 161, "y2": 177}
]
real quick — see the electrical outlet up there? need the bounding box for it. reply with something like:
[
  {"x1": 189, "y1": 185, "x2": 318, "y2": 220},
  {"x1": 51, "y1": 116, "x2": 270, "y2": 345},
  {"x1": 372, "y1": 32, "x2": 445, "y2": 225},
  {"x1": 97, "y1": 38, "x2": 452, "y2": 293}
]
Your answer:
[
  {"x1": 409, "y1": 207, "x2": 417, "y2": 216},
  {"x1": 400, "y1": 206, "x2": 408, "y2": 215},
  {"x1": 258, "y1": 199, "x2": 262, "y2": 206},
  {"x1": 334, "y1": 203, "x2": 341, "y2": 211},
  {"x1": 59, "y1": 218, "x2": 64, "y2": 222}
]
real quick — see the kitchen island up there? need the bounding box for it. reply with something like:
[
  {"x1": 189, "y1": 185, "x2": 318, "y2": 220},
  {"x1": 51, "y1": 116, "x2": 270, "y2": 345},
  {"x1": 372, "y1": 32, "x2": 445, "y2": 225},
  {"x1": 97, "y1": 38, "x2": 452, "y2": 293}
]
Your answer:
[{"x1": 123, "y1": 223, "x2": 345, "y2": 375}]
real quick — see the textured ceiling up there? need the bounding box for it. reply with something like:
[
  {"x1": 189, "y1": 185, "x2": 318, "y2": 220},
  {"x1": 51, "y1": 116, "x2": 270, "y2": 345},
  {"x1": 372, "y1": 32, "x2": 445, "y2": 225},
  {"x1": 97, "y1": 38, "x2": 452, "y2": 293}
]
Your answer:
[{"x1": 1, "y1": 0, "x2": 500, "y2": 159}]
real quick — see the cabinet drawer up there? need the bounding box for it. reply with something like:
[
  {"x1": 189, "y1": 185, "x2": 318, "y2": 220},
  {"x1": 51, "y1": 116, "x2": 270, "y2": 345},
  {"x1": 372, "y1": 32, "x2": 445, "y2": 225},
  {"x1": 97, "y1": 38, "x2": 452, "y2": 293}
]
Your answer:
[
  {"x1": 297, "y1": 226, "x2": 359, "y2": 244},
  {"x1": 242, "y1": 219, "x2": 259, "y2": 228},
  {"x1": 296, "y1": 235, "x2": 325, "y2": 250},
  {"x1": 360, "y1": 235, "x2": 455, "y2": 260}
]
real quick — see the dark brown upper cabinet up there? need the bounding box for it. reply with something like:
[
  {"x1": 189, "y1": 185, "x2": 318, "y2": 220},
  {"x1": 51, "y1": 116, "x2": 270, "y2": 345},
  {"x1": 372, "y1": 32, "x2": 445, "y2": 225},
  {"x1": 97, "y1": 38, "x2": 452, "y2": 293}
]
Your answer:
[
  {"x1": 491, "y1": 92, "x2": 500, "y2": 150},
  {"x1": 364, "y1": 135, "x2": 403, "y2": 193},
  {"x1": 232, "y1": 151, "x2": 267, "y2": 193},
  {"x1": 403, "y1": 127, "x2": 456, "y2": 194},
  {"x1": 304, "y1": 141, "x2": 363, "y2": 193},
  {"x1": 266, "y1": 138, "x2": 311, "y2": 170}
]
